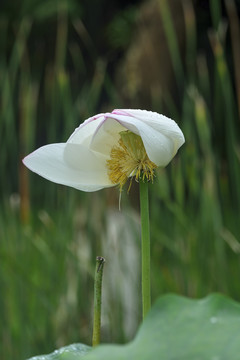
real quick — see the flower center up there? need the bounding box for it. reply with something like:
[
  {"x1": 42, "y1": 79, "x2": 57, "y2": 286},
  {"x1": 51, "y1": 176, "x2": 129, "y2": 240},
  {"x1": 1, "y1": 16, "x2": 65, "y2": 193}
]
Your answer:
[{"x1": 107, "y1": 131, "x2": 157, "y2": 191}]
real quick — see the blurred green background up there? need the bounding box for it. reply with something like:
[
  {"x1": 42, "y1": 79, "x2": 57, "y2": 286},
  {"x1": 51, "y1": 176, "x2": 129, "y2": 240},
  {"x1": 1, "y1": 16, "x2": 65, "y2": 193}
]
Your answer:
[{"x1": 1, "y1": 0, "x2": 240, "y2": 358}]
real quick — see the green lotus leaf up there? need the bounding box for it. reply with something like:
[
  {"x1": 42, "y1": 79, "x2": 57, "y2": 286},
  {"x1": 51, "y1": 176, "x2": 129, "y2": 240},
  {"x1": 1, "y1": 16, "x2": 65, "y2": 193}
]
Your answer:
[
  {"x1": 28, "y1": 293, "x2": 240, "y2": 360},
  {"x1": 84, "y1": 293, "x2": 240, "y2": 360}
]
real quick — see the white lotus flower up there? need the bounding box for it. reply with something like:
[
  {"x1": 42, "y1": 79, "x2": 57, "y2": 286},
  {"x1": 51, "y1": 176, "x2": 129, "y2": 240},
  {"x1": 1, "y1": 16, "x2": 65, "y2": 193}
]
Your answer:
[{"x1": 23, "y1": 109, "x2": 185, "y2": 192}]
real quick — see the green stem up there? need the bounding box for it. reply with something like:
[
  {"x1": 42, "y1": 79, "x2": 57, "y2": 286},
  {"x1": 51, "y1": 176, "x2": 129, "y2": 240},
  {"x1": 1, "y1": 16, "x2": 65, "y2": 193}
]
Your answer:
[
  {"x1": 92, "y1": 256, "x2": 105, "y2": 346},
  {"x1": 139, "y1": 180, "x2": 151, "y2": 319}
]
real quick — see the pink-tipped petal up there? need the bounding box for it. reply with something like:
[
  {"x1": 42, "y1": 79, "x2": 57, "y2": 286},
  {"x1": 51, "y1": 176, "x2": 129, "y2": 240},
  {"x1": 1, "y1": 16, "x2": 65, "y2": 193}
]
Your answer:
[
  {"x1": 67, "y1": 114, "x2": 105, "y2": 147},
  {"x1": 112, "y1": 109, "x2": 185, "y2": 155},
  {"x1": 90, "y1": 118, "x2": 126, "y2": 155},
  {"x1": 91, "y1": 110, "x2": 184, "y2": 167}
]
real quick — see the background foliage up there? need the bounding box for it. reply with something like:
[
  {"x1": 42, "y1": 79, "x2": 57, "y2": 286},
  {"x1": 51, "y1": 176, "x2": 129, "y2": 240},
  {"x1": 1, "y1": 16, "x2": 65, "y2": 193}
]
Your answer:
[{"x1": 1, "y1": 0, "x2": 240, "y2": 359}]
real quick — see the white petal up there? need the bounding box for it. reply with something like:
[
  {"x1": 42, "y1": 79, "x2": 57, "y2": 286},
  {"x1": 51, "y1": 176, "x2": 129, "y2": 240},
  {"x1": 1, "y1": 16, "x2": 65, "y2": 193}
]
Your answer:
[
  {"x1": 107, "y1": 111, "x2": 185, "y2": 166},
  {"x1": 90, "y1": 117, "x2": 126, "y2": 155},
  {"x1": 113, "y1": 109, "x2": 185, "y2": 153},
  {"x1": 67, "y1": 114, "x2": 106, "y2": 147},
  {"x1": 23, "y1": 143, "x2": 113, "y2": 192}
]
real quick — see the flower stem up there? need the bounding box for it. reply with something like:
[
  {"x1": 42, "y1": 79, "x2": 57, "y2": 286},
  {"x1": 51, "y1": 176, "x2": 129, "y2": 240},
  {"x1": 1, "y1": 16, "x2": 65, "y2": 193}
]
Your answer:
[
  {"x1": 139, "y1": 180, "x2": 151, "y2": 319},
  {"x1": 92, "y1": 256, "x2": 105, "y2": 347}
]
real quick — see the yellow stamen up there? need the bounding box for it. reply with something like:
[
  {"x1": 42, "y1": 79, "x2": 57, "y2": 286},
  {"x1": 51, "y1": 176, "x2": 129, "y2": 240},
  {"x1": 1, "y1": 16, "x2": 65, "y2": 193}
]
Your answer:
[{"x1": 107, "y1": 131, "x2": 157, "y2": 191}]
